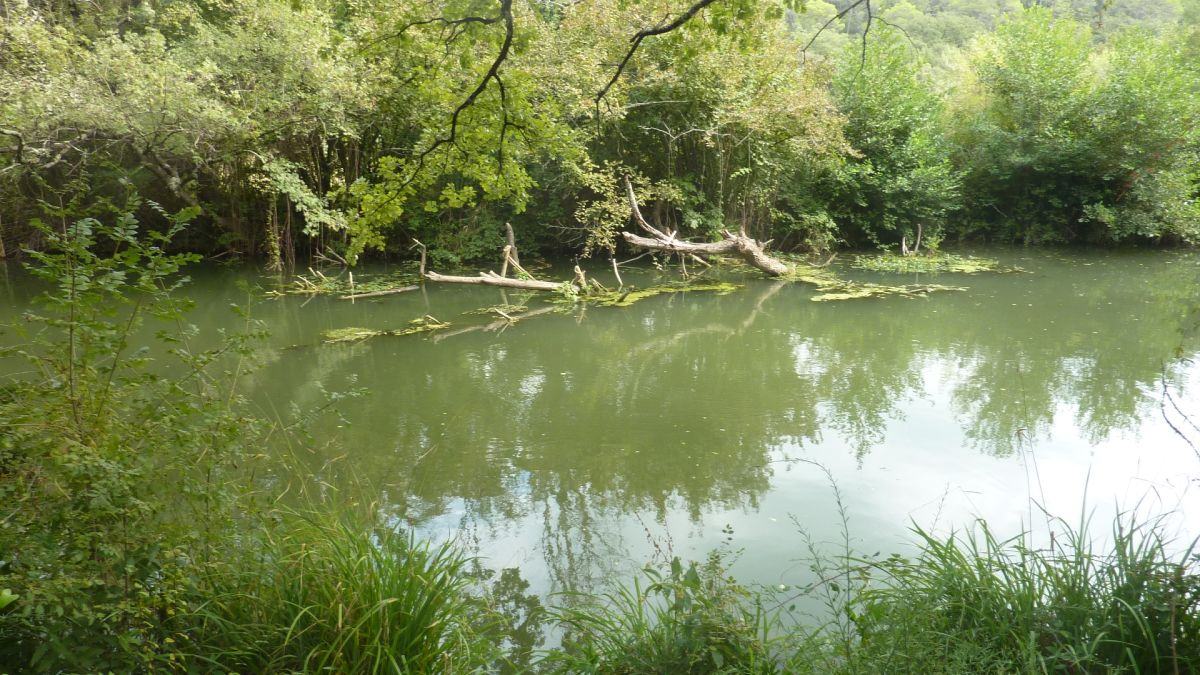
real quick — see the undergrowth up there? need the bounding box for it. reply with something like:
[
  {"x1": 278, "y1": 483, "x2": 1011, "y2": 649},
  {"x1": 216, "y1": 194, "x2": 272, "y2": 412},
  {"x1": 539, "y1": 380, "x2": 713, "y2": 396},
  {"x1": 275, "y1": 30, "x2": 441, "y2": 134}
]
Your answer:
[{"x1": 2, "y1": 206, "x2": 1197, "y2": 673}]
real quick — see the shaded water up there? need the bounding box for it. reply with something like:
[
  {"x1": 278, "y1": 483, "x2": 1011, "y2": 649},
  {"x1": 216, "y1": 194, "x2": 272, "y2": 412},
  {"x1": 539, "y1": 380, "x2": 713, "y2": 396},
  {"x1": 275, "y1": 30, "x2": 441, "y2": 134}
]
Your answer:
[{"x1": 4, "y1": 248, "x2": 1200, "y2": 602}]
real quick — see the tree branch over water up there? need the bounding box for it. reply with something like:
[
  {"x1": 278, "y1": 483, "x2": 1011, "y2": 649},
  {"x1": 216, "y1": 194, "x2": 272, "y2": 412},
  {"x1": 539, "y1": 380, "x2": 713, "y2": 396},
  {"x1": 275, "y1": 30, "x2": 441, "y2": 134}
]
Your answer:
[
  {"x1": 594, "y1": 0, "x2": 723, "y2": 110},
  {"x1": 363, "y1": 0, "x2": 515, "y2": 218}
]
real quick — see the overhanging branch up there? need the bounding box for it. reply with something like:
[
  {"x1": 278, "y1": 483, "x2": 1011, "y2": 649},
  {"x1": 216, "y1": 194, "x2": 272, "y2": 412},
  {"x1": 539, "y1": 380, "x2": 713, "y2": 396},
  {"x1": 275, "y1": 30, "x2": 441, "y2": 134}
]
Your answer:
[{"x1": 594, "y1": 0, "x2": 723, "y2": 109}]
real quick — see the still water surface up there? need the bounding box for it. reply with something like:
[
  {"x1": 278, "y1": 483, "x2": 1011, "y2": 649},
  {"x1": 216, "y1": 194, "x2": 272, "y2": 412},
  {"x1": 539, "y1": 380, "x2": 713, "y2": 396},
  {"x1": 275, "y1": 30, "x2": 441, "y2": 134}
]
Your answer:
[{"x1": 4, "y1": 248, "x2": 1199, "y2": 600}]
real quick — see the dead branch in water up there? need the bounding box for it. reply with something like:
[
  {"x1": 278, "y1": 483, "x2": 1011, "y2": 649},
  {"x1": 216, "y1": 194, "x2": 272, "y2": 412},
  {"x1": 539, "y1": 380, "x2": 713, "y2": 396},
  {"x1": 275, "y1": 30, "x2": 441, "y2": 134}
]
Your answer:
[
  {"x1": 619, "y1": 176, "x2": 790, "y2": 277},
  {"x1": 421, "y1": 230, "x2": 575, "y2": 292},
  {"x1": 424, "y1": 269, "x2": 565, "y2": 291}
]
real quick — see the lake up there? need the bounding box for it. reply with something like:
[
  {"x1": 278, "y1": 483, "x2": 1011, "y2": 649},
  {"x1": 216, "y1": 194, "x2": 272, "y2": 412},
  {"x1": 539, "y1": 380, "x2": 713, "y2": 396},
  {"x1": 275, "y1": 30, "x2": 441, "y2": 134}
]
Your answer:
[{"x1": 3, "y1": 247, "x2": 1199, "y2": 605}]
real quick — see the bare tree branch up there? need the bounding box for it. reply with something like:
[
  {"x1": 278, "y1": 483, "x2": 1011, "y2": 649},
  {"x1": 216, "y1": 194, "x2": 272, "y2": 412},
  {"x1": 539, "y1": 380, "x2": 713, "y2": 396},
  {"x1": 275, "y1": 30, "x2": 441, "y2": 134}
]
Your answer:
[
  {"x1": 0, "y1": 128, "x2": 24, "y2": 163},
  {"x1": 801, "y1": 0, "x2": 870, "y2": 60},
  {"x1": 362, "y1": 0, "x2": 515, "y2": 218},
  {"x1": 594, "y1": 0, "x2": 723, "y2": 109},
  {"x1": 357, "y1": 14, "x2": 500, "y2": 53}
]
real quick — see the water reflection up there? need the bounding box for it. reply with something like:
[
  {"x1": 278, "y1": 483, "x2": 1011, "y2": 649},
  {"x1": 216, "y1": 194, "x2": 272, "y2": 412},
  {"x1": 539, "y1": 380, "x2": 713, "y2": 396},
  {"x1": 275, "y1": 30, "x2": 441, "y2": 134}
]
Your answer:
[{"x1": 6, "y1": 249, "x2": 1195, "y2": 592}]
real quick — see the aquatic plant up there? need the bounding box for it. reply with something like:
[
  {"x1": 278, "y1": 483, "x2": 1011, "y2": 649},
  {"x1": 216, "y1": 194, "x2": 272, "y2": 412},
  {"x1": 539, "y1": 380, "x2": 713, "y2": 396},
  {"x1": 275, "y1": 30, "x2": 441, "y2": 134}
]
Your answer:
[
  {"x1": 593, "y1": 281, "x2": 742, "y2": 308},
  {"x1": 809, "y1": 282, "x2": 968, "y2": 302},
  {"x1": 851, "y1": 253, "x2": 1016, "y2": 274},
  {"x1": 321, "y1": 315, "x2": 450, "y2": 343},
  {"x1": 267, "y1": 268, "x2": 421, "y2": 298}
]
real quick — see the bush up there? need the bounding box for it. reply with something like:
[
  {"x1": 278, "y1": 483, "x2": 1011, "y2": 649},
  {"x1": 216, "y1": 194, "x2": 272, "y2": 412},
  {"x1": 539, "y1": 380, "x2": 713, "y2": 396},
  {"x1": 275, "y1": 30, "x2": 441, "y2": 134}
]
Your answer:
[
  {"x1": 0, "y1": 202, "x2": 262, "y2": 671},
  {"x1": 825, "y1": 27, "x2": 961, "y2": 249},
  {"x1": 950, "y1": 9, "x2": 1200, "y2": 244}
]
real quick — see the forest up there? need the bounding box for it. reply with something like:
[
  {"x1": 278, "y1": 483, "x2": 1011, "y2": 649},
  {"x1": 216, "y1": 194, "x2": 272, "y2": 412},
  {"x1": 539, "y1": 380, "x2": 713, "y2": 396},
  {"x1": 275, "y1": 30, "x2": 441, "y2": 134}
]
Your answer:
[
  {"x1": 2, "y1": 0, "x2": 1198, "y2": 268},
  {"x1": 3, "y1": 0, "x2": 1200, "y2": 673}
]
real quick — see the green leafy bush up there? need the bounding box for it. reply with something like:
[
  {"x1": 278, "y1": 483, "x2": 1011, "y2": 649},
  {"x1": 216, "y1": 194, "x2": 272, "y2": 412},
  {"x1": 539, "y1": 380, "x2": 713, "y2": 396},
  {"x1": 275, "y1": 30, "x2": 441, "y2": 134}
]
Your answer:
[{"x1": 0, "y1": 202, "x2": 263, "y2": 671}]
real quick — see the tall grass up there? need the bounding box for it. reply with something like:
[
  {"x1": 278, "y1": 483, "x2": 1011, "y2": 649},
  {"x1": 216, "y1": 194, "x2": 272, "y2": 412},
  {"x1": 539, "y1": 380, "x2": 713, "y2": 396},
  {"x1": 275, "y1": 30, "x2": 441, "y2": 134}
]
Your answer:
[
  {"x1": 825, "y1": 514, "x2": 1200, "y2": 673},
  {"x1": 545, "y1": 554, "x2": 778, "y2": 674},
  {"x1": 181, "y1": 514, "x2": 499, "y2": 673}
]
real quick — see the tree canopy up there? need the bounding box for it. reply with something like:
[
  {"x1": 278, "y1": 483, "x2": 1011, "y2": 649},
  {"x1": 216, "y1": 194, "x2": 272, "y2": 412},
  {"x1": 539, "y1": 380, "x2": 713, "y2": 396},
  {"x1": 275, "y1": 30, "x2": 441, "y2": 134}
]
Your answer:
[{"x1": 1, "y1": 0, "x2": 1198, "y2": 265}]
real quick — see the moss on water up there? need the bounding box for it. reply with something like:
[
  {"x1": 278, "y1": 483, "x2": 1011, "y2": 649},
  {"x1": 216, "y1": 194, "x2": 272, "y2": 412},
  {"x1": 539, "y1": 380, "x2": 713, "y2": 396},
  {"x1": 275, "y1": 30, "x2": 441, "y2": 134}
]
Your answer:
[
  {"x1": 593, "y1": 281, "x2": 741, "y2": 307},
  {"x1": 778, "y1": 262, "x2": 967, "y2": 301},
  {"x1": 811, "y1": 282, "x2": 967, "y2": 301},
  {"x1": 851, "y1": 253, "x2": 1020, "y2": 274},
  {"x1": 321, "y1": 316, "x2": 450, "y2": 343},
  {"x1": 467, "y1": 303, "x2": 529, "y2": 316}
]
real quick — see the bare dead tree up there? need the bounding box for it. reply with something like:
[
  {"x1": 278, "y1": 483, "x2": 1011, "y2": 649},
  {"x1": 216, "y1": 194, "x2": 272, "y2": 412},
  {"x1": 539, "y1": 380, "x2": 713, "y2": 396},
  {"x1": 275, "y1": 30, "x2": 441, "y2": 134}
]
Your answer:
[{"x1": 619, "y1": 176, "x2": 791, "y2": 276}]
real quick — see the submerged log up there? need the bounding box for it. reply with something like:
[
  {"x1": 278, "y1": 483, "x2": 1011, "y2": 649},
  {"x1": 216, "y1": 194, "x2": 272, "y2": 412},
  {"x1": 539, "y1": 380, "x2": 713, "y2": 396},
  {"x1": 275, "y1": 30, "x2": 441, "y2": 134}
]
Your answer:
[{"x1": 620, "y1": 176, "x2": 791, "y2": 277}]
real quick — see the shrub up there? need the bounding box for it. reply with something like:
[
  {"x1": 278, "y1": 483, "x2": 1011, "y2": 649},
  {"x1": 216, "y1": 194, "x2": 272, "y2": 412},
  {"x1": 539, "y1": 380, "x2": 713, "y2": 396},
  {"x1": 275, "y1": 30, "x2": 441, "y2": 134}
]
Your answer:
[{"x1": 0, "y1": 202, "x2": 263, "y2": 671}]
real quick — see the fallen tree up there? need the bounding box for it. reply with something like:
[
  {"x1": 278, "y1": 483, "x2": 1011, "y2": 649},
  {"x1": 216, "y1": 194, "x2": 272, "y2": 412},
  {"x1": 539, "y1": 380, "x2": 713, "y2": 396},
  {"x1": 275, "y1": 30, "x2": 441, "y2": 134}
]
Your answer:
[
  {"x1": 419, "y1": 234, "x2": 577, "y2": 292},
  {"x1": 416, "y1": 189, "x2": 965, "y2": 303},
  {"x1": 619, "y1": 176, "x2": 790, "y2": 277},
  {"x1": 424, "y1": 269, "x2": 564, "y2": 291}
]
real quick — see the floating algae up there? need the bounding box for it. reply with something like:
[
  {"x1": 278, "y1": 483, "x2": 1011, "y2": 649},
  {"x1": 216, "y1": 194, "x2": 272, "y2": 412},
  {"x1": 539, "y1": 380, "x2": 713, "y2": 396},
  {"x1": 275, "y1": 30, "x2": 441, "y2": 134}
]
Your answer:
[
  {"x1": 592, "y1": 281, "x2": 741, "y2": 307},
  {"x1": 811, "y1": 282, "x2": 967, "y2": 302},
  {"x1": 851, "y1": 253, "x2": 1020, "y2": 274},
  {"x1": 467, "y1": 303, "x2": 529, "y2": 317},
  {"x1": 321, "y1": 315, "x2": 450, "y2": 343},
  {"x1": 779, "y1": 261, "x2": 966, "y2": 301},
  {"x1": 321, "y1": 327, "x2": 385, "y2": 343}
]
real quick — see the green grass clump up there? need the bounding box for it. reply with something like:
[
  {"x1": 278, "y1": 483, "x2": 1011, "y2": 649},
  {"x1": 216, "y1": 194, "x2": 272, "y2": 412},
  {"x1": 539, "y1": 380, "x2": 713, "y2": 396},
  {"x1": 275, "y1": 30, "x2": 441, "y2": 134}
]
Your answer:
[
  {"x1": 546, "y1": 554, "x2": 777, "y2": 674},
  {"x1": 815, "y1": 516, "x2": 1200, "y2": 674},
  {"x1": 184, "y1": 515, "x2": 498, "y2": 673}
]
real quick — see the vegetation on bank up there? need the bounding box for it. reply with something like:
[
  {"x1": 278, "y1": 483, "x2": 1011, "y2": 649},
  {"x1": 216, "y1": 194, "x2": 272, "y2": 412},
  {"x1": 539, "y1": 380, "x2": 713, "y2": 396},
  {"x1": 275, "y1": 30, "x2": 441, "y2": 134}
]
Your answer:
[
  {"x1": 1, "y1": 0, "x2": 1198, "y2": 270},
  {"x1": 1, "y1": 211, "x2": 1198, "y2": 673},
  {"x1": 2, "y1": 0, "x2": 1199, "y2": 671}
]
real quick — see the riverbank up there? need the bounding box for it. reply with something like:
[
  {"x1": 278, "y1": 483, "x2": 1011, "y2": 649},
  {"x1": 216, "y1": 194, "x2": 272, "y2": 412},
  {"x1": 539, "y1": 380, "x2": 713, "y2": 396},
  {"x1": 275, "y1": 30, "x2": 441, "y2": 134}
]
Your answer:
[
  {"x1": 5, "y1": 502, "x2": 1197, "y2": 672},
  {"x1": 3, "y1": 219, "x2": 1199, "y2": 672}
]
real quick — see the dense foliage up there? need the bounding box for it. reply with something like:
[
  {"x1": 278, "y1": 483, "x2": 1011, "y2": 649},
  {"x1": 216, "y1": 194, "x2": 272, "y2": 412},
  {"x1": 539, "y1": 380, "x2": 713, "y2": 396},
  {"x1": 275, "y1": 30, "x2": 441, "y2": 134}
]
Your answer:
[
  {"x1": 2, "y1": 0, "x2": 1197, "y2": 267},
  {"x1": 1, "y1": 201, "x2": 1198, "y2": 671}
]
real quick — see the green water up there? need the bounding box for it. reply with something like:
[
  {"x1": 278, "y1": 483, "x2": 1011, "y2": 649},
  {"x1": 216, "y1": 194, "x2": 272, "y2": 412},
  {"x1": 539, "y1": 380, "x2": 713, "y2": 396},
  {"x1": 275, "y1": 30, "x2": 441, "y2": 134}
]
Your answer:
[{"x1": 3, "y1": 248, "x2": 1200, "y2": 598}]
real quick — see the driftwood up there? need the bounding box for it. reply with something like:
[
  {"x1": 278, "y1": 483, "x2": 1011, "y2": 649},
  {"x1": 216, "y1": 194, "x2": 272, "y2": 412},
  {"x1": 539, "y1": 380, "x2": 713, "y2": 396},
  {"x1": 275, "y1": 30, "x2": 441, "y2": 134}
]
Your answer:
[
  {"x1": 619, "y1": 176, "x2": 791, "y2": 277},
  {"x1": 424, "y1": 269, "x2": 565, "y2": 292},
  {"x1": 504, "y1": 222, "x2": 520, "y2": 267},
  {"x1": 420, "y1": 228, "x2": 578, "y2": 292}
]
